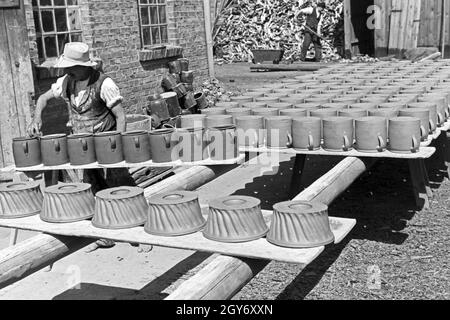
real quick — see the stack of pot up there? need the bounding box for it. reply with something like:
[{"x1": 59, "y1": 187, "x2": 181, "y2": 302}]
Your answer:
[{"x1": 161, "y1": 58, "x2": 208, "y2": 115}]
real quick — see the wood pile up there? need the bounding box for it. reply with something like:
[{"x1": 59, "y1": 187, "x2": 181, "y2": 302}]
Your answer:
[{"x1": 214, "y1": 0, "x2": 344, "y2": 63}]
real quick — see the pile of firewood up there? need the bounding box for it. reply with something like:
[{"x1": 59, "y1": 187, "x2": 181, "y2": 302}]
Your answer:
[{"x1": 213, "y1": 0, "x2": 344, "y2": 63}]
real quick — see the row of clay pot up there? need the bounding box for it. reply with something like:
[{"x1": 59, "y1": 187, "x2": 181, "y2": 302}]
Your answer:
[
  {"x1": 0, "y1": 181, "x2": 334, "y2": 248},
  {"x1": 13, "y1": 127, "x2": 240, "y2": 168}
]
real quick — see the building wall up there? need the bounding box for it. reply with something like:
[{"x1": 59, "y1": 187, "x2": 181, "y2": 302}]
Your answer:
[{"x1": 25, "y1": 0, "x2": 209, "y2": 134}]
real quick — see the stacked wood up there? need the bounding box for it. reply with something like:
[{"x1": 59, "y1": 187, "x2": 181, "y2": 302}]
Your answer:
[{"x1": 214, "y1": 0, "x2": 344, "y2": 63}]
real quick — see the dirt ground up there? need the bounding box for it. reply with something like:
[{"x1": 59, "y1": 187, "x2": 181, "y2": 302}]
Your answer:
[{"x1": 1, "y1": 62, "x2": 449, "y2": 300}]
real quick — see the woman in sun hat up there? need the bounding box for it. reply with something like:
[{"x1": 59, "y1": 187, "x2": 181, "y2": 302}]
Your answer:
[
  {"x1": 28, "y1": 42, "x2": 133, "y2": 250},
  {"x1": 28, "y1": 42, "x2": 126, "y2": 135}
]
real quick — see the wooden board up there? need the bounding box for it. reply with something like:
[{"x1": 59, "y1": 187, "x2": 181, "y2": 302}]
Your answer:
[
  {"x1": 250, "y1": 64, "x2": 326, "y2": 72},
  {"x1": 240, "y1": 146, "x2": 436, "y2": 160},
  {"x1": 0, "y1": 209, "x2": 356, "y2": 265},
  {"x1": 0, "y1": 154, "x2": 246, "y2": 173}
]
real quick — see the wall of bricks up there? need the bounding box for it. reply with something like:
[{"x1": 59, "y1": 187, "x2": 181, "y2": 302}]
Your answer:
[{"x1": 25, "y1": 0, "x2": 210, "y2": 134}]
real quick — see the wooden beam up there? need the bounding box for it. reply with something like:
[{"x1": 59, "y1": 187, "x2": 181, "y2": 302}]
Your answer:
[
  {"x1": 166, "y1": 157, "x2": 376, "y2": 300},
  {"x1": 0, "y1": 166, "x2": 216, "y2": 288},
  {"x1": 250, "y1": 64, "x2": 325, "y2": 72}
]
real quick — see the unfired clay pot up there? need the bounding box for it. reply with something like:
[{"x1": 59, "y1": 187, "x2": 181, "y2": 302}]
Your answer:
[
  {"x1": 265, "y1": 116, "x2": 293, "y2": 149},
  {"x1": 13, "y1": 137, "x2": 42, "y2": 168},
  {"x1": 122, "y1": 130, "x2": 151, "y2": 164},
  {"x1": 292, "y1": 117, "x2": 321, "y2": 151},
  {"x1": 206, "y1": 115, "x2": 234, "y2": 128},
  {"x1": 408, "y1": 102, "x2": 438, "y2": 133},
  {"x1": 67, "y1": 133, "x2": 96, "y2": 166},
  {"x1": 388, "y1": 117, "x2": 421, "y2": 154},
  {"x1": 40, "y1": 134, "x2": 69, "y2": 166},
  {"x1": 354, "y1": 117, "x2": 387, "y2": 153},
  {"x1": 200, "y1": 107, "x2": 227, "y2": 116},
  {"x1": 207, "y1": 125, "x2": 238, "y2": 160},
  {"x1": 94, "y1": 131, "x2": 124, "y2": 165},
  {"x1": 149, "y1": 128, "x2": 179, "y2": 163},
  {"x1": 236, "y1": 116, "x2": 265, "y2": 148},
  {"x1": 398, "y1": 109, "x2": 430, "y2": 141},
  {"x1": 180, "y1": 114, "x2": 206, "y2": 129},
  {"x1": 322, "y1": 117, "x2": 354, "y2": 152},
  {"x1": 178, "y1": 127, "x2": 207, "y2": 162}
]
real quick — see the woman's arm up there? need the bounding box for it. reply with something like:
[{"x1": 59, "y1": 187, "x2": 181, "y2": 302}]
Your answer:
[
  {"x1": 27, "y1": 89, "x2": 54, "y2": 136},
  {"x1": 111, "y1": 104, "x2": 126, "y2": 133}
]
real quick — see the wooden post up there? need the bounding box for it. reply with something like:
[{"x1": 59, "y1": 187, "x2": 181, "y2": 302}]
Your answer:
[
  {"x1": 166, "y1": 157, "x2": 376, "y2": 300},
  {"x1": 0, "y1": 166, "x2": 216, "y2": 288},
  {"x1": 408, "y1": 159, "x2": 430, "y2": 210},
  {"x1": 203, "y1": 0, "x2": 215, "y2": 78}
]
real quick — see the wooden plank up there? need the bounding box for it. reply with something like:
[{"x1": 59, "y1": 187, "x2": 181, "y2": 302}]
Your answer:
[
  {"x1": 0, "y1": 212, "x2": 355, "y2": 265},
  {"x1": 0, "y1": 11, "x2": 19, "y2": 168},
  {"x1": 4, "y1": 1, "x2": 34, "y2": 137},
  {"x1": 0, "y1": 0, "x2": 19, "y2": 8},
  {"x1": 412, "y1": 0, "x2": 422, "y2": 48},
  {"x1": 250, "y1": 64, "x2": 325, "y2": 72},
  {"x1": 374, "y1": 0, "x2": 391, "y2": 57},
  {"x1": 388, "y1": 0, "x2": 402, "y2": 56},
  {"x1": 343, "y1": 0, "x2": 352, "y2": 58},
  {"x1": 239, "y1": 146, "x2": 436, "y2": 160},
  {"x1": 0, "y1": 154, "x2": 246, "y2": 173}
]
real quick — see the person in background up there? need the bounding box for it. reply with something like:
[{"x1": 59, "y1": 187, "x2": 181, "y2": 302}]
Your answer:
[
  {"x1": 28, "y1": 42, "x2": 134, "y2": 250},
  {"x1": 297, "y1": 1, "x2": 326, "y2": 62}
]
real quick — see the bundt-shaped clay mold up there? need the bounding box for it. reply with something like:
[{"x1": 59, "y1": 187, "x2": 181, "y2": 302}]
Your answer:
[
  {"x1": 92, "y1": 187, "x2": 148, "y2": 229},
  {"x1": 203, "y1": 196, "x2": 269, "y2": 243},
  {"x1": 145, "y1": 191, "x2": 206, "y2": 236},
  {"x1": 0, "y1": 181, "x2": 42, "y2": 219},
  {"x1": 41, "y1": 183, "x2": 95, "y2": 223},
  {"x1": 267, "y1": 201, "x2": 335, "y2": 248}
]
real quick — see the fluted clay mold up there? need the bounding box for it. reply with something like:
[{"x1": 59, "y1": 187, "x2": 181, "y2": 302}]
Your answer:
[
  {"x1": 41, "y1": 183, "x2": 95, "y2": 223},
  {"x1": 93, "y1": 187, "x2": 148, "y2": 229},
  {"x1": 145, "y1": 191, "x2": 206, "y2": 236},
  {"x1": 0, "y1": 181, "x2": 42, "y2": 219},
  {"x1": 203, "y1": 196, "x2": 269, "y2": 243},
  {"x1": 267, "y1": 201, "x2": 335, "y2": 248}
]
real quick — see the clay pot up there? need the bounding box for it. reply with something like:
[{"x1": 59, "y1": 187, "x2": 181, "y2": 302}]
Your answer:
[
  {"x1": 388, "y1": 117, "x2": 421, "y2": 154},
  {"x1": 251, "y1": 108, "x2": 279, "y2": 118},
  {"x1": 339, "y1": 108, "x2": 368, "y2": 119},
  {"x1": 265, "y1": 93, "x2": 289, "y2": 100},
  {"x1": 398, "y1": 109, "x2": 430, "y2": 140},
  {"x1": 255, "y1": 97, "x2": 280, "y2": 104},
  {"x1": 126, "y1": 114, "x2": 152, "y2": 132},
  {"x1": 310, "y1": 109, "x2": 339, "y2": 119},
  {"x1": 360, "y1": 96, "x2": 389, "y2": 104},
  {"x1": 161, "y1": 74, "x2": 178, "y2": 91},
  {"x1": 180, "y1": 71, "x2": 194, "y2": 84},
  {"x1": 267, "y1": 201, "x2": 334, "y2": 248},
  {"x1": 215, "y1": 102, "x2": 240, "y2": 109},
  {"x1": 242, "y1": 102, "x2": 268, "y2": 109},
  {"x1": 177, "y1": 58, "x2": 189, "y2": 71},
  {"x1": 354, "y1": 117, "x2": 387, "y2": 152},
  {"x1": 182, "y1": 91, "x2": 197, "y2": 110},
  {"x1": 147, "y1": 98, "x2": 170, "y2": 123},
  {"x1": 0, "y1": 181, "x2": 42, "y2": 219},
  {"x1": 267, "y1": 103, "x2": 293, "y2": 110},
  {"x1": 408, "y1": 102, "x2": 438, "y2": 133},
  {"x1": 203, "y1": 196, "x2": 268, "y2": 243},
  {"x1": 149, "y1": 128, "x2": 179, "y2": 163},
  {"x1": 417, "y1": 96, "x2": 448, "y2": 125},
  {"x1": 122, "y1": 131, "x2": 151, "y2": 164},
  {"x1": 322, "y1": 103, "x2": 348, "y2": 110},
  {"x1": 349, "y1": 103, "x2": 378, "y2": 110},
  {"x1": 201, "y1": 107, "x2": 227, "y2": 116},
  {"x1": 184, "y1": 83, "x2": 194, "y2": 92},
  {"x1": 294, "y1": 103, "x2": 321, "y2": 115},
  {"x1": 171, "y1": 73, "x2": 181, "y2": 84},
  {"x1": 180, "y1": 114, "x2": 206, "y2": 129},
  {"x1": 323, "y1": 117, "x2": 354, "y2": 152},
  {"x1": 40, "y1": 134, "x2": 69, "y2": 166},
  {"x1": 161, "y1": 92, "x2": 182, "y2": 117},
  {"x1": 12, "y1": 137, "x2": 41, "y2": 168},
  {"x1": 388, "y1": 94, "x2": 418, "y2": 104},
  {"x1": 206, "y1": 115, "x2": 234, "y2": 128},
  {"x1": 265, "y1": 116, "x2": 293, "y2": 149},
  {"x1": 332, "y1": 96, "x2": 360, "y2": 104},
  {"x1": 67, "y1": 133, "x2": 96, "y2": 166},
  {"x1": 292, "y1": 117, "x2": 321, "y2": 151},
  {"x1": 41, "y1": 183, "x2": 95, "y2": 223},
  {"x1": 146, "y1": 191, "x2": 206, "y2": 236},
  {"x1": 172, "y1": 83, "x2": 188, "y2": 98},
  {"x1": 178, "y1": 127, "x2": 207, "y2": 162},
  {"x1": 245, "y1": 92, "x2": 265, "y2": 99},
  {"x1": 207, "y1": 125, "x2": 238, "y2": 160},
  {"x1": 379, "y1": 102, "x2": 407, "y2": 111},
  {"x1": 194, "y1": 92, "x2": 208, "y2": 109},
  {"x1": 226, "y1": 108, "x2": 252, "y2": 123},
  {"x1": 236, "y1": 116, "x2": 265, "y2": 148},
  {"x1": 93, "y1": 187, "x2": 148, "y2": 229},
  {"x1": 230, "y1": 96, "x2": 254, "y2": 105},
  {"x1": 93, "y1": 131, "x2": 124, "y2": 165},
  {"x1": 168, "y1": 60, "x2": 182, "y2": 74},
  {"x1": 305, "y1": 97, "x2": 332, "y2": 105},
  {"x1": 280, "y1": 109, "x2": 308, "y2": 118}
]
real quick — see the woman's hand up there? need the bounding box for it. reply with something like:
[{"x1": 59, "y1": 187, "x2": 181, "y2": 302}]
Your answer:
[{"x1": 27, "y1": 117, "x2": 42, "y2": 137}]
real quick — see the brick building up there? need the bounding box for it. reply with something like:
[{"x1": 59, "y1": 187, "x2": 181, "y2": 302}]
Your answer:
[{"x1": 24, "y1": 0, "x2": 211, "y2": 134}]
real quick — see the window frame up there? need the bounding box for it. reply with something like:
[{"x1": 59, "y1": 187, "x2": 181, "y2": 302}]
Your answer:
[
  {"x1": 32, "y1": 0, "x2": 83, "y2": 63},
  {"x1": 138, "y1": 0, "x2": 169, "y2": 49}
]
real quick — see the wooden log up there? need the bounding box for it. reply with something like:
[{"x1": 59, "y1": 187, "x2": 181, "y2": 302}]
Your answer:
[
  {"x1": 250, "y1": 64, "x2": 325, "y2": 72},
  {"x1": 166, "y1": 157, "x2": 376, "y2": 300},
  {"x1": 0, "y1": 165, "x2": 216, "y2": 288},
  {"x1": 419, "y1": 51, "x2": 442, "y2": 62},
  {"x1": 0, "y1": 234, "x2": 92, "y2": 289}
]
